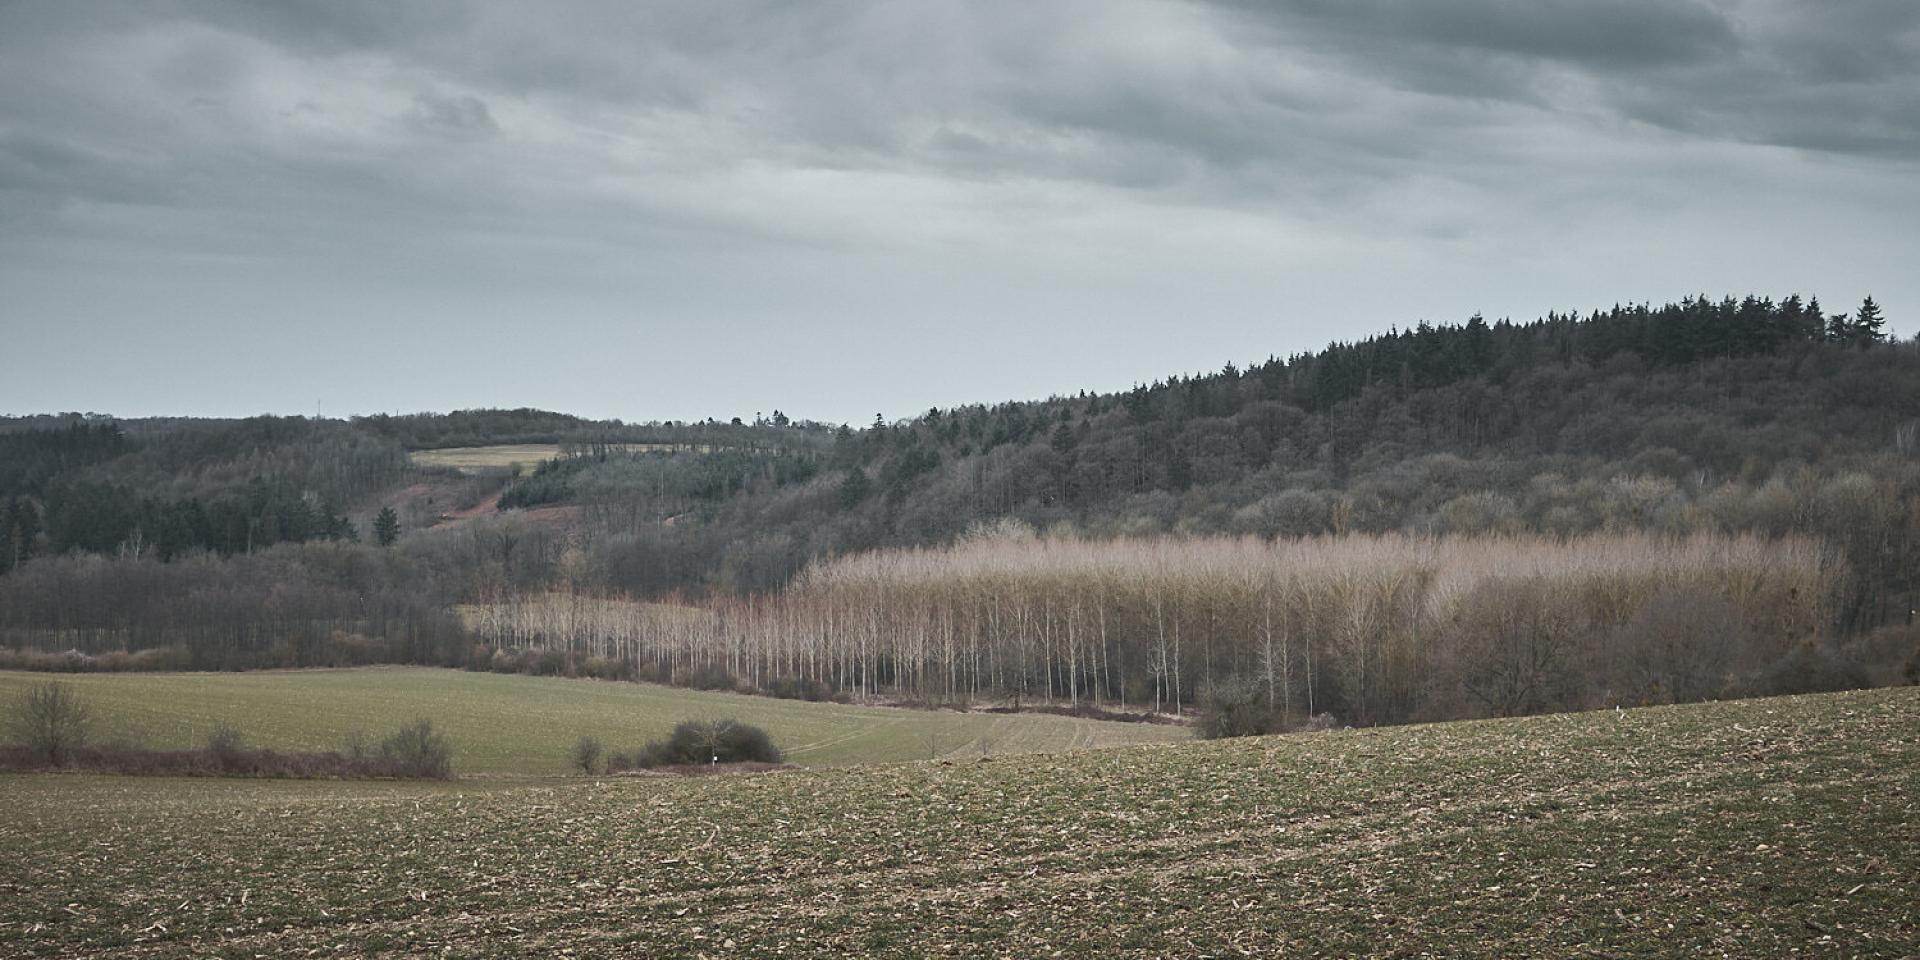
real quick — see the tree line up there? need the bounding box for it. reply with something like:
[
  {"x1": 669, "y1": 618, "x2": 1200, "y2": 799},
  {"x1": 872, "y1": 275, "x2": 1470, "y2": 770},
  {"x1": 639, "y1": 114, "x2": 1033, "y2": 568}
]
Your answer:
[
  {"x1": 459, "y1": 529, "x2": 1869, "y2": 724},
  {"x1": 0, "y1": 416, "x2": 406, "y2": 573}
]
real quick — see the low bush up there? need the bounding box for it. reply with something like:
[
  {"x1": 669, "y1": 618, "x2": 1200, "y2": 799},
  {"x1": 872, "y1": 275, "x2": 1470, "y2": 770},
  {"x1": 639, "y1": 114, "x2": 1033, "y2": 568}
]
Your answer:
[
  {"x1": 1751, "y1": 645, "x2": 1873, "y2": 698},
  {"x1": 378, "y1": 719, "x2": 454, "y2": 778},
  {"x1": 0, "y1": 719, "x2": 455, "y2": 780},
  {"x1": 0, "y1": 646, "x2": 193, "y2": 673},
  {"x1": 572, "y1": 735, "x2": 603, "y2": 774},
  {"x1": 8, "y1": 680, "x2": 92, "y2": 765},
  {"x1": 1839, "y1": 623, "x2": 1920, "y2": 687},
  {"x1": 205, "y1": 723, "x2": 248, "y2": 771},
  {"x1": 684, "y1": 665, "x2": 741, "y2": 692},
  {"x1": 607, "y1": 718, "x2": 782, "y2": 771},
  {"x1": 582, "y1": 656, "x2": 632, "y2": 681},
  {"x1": 1196, "y1": 680, "x2": 1282, "y2": 740},
  {"x1": 765, "y1": 675, "x2": 838, "y2": 702}
]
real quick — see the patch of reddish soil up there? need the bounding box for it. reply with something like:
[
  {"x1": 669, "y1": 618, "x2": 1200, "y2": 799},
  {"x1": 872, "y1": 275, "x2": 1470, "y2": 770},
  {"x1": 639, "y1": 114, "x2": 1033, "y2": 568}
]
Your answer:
[
  {"x1": 432, "y1": 495, "x2": 581, "y2": 530},
  {"x1": 436, "y1": 491, "x2": 502, "y2": 525}
]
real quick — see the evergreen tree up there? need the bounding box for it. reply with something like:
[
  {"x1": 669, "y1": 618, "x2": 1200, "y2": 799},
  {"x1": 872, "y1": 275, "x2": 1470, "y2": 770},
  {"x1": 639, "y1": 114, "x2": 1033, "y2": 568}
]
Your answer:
[
  {"x1": 3, "y1": 498, "x2": 39, "y2": 572},
  {"x1": 1826, "y1": 308, "x2": 1853, "y2": 344},
  {"x1": 837, "y1": 469, "x2": 872, "y2": 510},
  {"x1": 1461, "y1": 313, "x2": 1494, "y2": 374},
  {"x1": 373, "y1": 506, "x2": 401, "y2": 547},
  {"x1": 1803, "y1": 296, "x2": 1829, "y2": 342},
  {"x1": 1853, "y1": 296, "x2": 1886, "y2": 347},
  {"x1": 1049, "y1": 421, "x2": 1078, "y2": 455},
  {"x1": 1776, "y1": 294, "x2": 1806, "y2": 346}
]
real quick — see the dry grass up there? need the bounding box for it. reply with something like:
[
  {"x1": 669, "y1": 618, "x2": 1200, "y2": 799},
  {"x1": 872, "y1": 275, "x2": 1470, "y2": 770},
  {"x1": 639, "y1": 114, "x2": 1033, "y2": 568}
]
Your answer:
[
  {"x1": 408, "y1": 445, "x2": 566, "y2": 473},
  {"x1": 409, "y1": 444, "x2": 714, "y2": 474}
]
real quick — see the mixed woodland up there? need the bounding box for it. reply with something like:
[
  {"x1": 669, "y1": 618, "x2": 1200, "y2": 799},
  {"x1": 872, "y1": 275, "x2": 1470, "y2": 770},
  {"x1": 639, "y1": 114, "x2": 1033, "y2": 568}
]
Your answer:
[{"x1": 4, "y1": 293, "x2": 1918, "y2": 725}]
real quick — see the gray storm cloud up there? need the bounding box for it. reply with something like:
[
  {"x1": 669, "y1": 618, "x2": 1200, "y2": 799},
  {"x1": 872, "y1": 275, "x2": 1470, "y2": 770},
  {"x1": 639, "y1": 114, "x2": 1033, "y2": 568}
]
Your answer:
[{"x1": 0, "y1": 0, "x2": 1914, "y2": 423}]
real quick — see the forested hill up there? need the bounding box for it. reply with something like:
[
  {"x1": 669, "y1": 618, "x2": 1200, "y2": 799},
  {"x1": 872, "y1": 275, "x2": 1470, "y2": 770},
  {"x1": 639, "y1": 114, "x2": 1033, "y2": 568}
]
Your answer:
[
  {"x1": 2, "y1": 293, "x2": 1916, "y2": 659},
  {"x1": 631, "y1": 294, "x2": 1916, "y2": 622}
]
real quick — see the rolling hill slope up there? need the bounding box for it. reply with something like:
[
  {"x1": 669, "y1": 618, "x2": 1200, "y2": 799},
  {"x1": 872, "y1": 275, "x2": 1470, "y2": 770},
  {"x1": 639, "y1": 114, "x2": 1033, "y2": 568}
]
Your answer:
[{"x1": 3, "y1": 686, "x2": 1914, "y2": 957}]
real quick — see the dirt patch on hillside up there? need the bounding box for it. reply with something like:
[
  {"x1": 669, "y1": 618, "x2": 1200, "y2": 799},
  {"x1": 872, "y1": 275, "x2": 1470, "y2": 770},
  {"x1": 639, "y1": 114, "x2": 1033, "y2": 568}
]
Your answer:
[{"x1": 436, "y1": 491, "x2": 502, "y2": 525}]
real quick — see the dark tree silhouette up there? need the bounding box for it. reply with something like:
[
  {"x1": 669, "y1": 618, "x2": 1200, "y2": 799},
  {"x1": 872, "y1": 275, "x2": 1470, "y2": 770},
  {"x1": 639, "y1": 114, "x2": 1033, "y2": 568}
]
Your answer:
[{"x1": 373, "y1": 506, "x2": 401, "y2": 547}]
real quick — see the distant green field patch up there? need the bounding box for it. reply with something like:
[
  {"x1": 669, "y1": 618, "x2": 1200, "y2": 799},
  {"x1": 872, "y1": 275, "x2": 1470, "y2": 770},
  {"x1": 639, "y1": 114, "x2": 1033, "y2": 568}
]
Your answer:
[
  {"x1": 0, "y1": 667, "x2": 1187, "y2": 775},
  {"x1": 409, "y1": 443, "x2": 711, "y2": 473},
  {"x1": 407, "y1": 444, "x2": 563, "y2": 473}
]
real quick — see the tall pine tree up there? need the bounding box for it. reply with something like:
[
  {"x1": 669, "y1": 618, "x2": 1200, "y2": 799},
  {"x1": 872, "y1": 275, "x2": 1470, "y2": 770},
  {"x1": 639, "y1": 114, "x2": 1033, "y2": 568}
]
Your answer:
[
  {"x1": 373, "y1": 506, "x2": 400, "y2": 547},
  {"x1": 1853, "y1": 296, "x2": 1886, "y2": 347}
]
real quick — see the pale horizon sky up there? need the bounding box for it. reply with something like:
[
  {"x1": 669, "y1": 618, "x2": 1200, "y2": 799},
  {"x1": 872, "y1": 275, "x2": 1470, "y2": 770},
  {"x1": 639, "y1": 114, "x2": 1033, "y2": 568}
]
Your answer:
[{"x1": 3, "y1": 1, "x2": 1916, "y2": 426}]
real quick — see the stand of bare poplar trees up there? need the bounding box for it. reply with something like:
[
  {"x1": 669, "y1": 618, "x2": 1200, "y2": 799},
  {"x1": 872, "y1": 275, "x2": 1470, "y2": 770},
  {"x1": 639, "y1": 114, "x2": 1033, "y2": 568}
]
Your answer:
[{"x1": 463, "y1": 531, "x2": 1840, "y2": 724}]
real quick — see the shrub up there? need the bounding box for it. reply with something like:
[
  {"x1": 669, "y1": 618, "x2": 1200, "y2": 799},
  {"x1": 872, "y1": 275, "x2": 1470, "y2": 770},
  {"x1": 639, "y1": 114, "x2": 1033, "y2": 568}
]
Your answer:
[
  {"x1": 765, "y1": 675, "x2": 837, "y2": 702},
  {"x1": 524, "y1": 648, "x2": 566, "y2": 677},
  {"x1": 464, "y1": 644, "x2": 495, "y2": 672},
  {"x1": 1752, "y1": 645, "x2": 1872, "y2": 698},
  {"x1": 0, "y1": 743, "x2": 443, "y2": 779},
  {"x1": 614, "y1": 718, "x2": 782, "y2": 770},
  {"x1": 8, "y1": 680, "x2": 91, "y2": 765},
  {"x1": 378, "y1": 719, "x2": 454, "y2": 778},
  {"x1": 206, "y1": 723, "x2": 248, "y2": 771},
  {"x1": 1840, "y1": 623, "x2": 1920, "y2": 687},
  {"x1": 0, "y1": 646, "x2": 194, "y2": 673},
  {"x1": 685, "y1": 665, "x2": 740, "y2": 692},
  {"x1": 572, "y1": 735, "x2": 603, "y2": 774},
  {"x1": 1197, "y1": 680, "x2": 1280, "y2": 740},
  {"x1": 583, "y1": 656, "x2": 632, "y2": 681}
]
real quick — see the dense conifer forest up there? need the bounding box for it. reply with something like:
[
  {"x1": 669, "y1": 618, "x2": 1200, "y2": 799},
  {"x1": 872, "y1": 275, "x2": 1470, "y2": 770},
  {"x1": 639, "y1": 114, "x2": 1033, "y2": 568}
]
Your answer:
[{"x1": 4, "y1": 294, "x2": 1917, "y2": 720}]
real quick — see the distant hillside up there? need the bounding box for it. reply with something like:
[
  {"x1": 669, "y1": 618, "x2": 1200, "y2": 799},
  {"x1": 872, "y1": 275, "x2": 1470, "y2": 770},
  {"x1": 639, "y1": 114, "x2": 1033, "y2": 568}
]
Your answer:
[
  {"x1": 554, "y1": 294, "x2": 1919, "y2": 624},
  {"x1": 3, "y1": 293, "x2": 1917, "y2": 705}
]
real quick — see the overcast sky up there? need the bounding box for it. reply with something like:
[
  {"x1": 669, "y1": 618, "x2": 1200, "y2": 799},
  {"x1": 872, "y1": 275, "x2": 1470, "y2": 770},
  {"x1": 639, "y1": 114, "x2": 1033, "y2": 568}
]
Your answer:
[{"x1": 2, "y1": 1, "x2": 1916, "y2": 425}]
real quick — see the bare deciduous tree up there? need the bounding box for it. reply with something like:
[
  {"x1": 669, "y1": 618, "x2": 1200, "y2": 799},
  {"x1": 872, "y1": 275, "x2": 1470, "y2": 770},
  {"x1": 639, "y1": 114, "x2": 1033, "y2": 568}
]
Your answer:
[
  {"x1": 10, "y1": 681, "x2": 91, "y2": 765},
  {"x1": 459, "y1": 531, "x2": 1839, "y2": 725}
]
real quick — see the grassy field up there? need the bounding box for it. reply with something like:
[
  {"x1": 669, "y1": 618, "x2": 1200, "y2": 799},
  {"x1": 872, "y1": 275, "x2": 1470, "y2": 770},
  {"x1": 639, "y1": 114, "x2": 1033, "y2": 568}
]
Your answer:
[
  {"x1": 409, "y1": 444, "x2": 710, "y2": 474},
  {"x1": 0, "y1": 668, "x2": 1188, "y2": 774},
  {"x1": 0, "y1": 688, "x2": 1912, "y2": 957},
  {"x1": 408, "y1": 444, "x2": 566, "y2": 473}
]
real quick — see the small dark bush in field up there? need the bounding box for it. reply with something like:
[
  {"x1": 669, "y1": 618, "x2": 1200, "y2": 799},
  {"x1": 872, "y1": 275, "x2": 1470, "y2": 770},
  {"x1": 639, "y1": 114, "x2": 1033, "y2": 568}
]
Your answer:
[
  {"x1": 583, "y1": 656, "x2": 633, "y2": 681},
  {"x1": 572, "y1": 735, "x2": 603, "y2": 774},
  {"x1": 206, "y1": 723, "x2": 247, "y2": 770},
  {"x1": 378, "y1": 719, "x2": 454, "y2": 778},
  {"x1": 1197, "y1": 680, "x2": 1281, "y2": 740},
  {"x1": 1753, "y1": 645, "x2": 1872, "y2": 697},
  {"x1": 765, "y1": 675, "x2": 837, "y2": 702},
  {"x1": 610, "y1": 718, "x2": 782, "y2": 770},
  {"x1": 8, "y1": 680, "x2": 91, "y2": 765},
  {"x1": 685, "y1": 665, "x2": 741, "y2": 692}
]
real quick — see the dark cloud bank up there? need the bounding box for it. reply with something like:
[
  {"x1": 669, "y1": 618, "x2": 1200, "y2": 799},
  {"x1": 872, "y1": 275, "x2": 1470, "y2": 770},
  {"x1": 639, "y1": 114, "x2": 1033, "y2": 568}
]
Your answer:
[{"x1": 1, "y1": 1, "x2": 1915, "y2": 423}]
